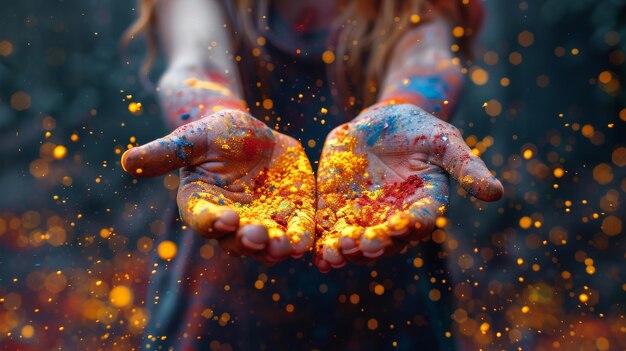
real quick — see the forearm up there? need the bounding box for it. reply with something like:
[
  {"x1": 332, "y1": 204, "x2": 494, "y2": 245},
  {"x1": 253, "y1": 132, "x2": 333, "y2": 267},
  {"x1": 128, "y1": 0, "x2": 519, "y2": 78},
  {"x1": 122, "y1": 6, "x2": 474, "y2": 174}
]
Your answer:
[
  {"x1": 378, "y1": 19, "x2": 463, "y2": 122},
  {"x1": 154, "y1": 0, "x2": 245, "y2": 129}
]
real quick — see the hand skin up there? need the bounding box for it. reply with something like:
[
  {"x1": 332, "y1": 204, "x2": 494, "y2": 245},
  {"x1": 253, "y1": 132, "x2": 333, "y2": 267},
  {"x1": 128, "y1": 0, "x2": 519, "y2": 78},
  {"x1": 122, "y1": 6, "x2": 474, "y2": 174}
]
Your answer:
[
  {"x1": 125, "y1": 0, "x2": 316, "y2": 264},
  {"x1": 313, "y1": 17, "x2": 502, "y2": 272},
  {"x1": 121, "y1": 109, "x2": 316, "y2": 264},
  {"x1": 314, "y1": 103, "x2": 503, "y2": 272}
]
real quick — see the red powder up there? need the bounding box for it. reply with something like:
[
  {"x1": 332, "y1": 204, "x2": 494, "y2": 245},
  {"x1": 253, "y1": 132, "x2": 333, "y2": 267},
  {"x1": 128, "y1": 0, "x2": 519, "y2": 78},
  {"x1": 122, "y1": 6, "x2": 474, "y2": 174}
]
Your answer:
[
  {"x1": 352, "y1": 175, "x2": 424, "y2": 227},
  {"x1": 243, "y1": 136, "x2": 260, "y2": 156},
  {"x1": 242, "y1": 135, "x2": 273, "y2": 158},
  {"x1": 270, "y1": 213, "x2": 288, "y2": 228},
  {"x1": 253, "y1": 167, "x2": 270, "y2": 189}
]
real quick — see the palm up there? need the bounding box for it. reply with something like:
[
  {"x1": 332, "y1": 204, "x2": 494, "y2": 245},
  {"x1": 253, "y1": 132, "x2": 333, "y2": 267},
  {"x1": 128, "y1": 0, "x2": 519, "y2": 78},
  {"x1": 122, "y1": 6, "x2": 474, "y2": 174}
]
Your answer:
[
  {"x1": 315, "y1": 104, "x2": 502, "y2": 271},
  {"x1": 122, "y1": 110, "x2": 315, "y2": 263}
]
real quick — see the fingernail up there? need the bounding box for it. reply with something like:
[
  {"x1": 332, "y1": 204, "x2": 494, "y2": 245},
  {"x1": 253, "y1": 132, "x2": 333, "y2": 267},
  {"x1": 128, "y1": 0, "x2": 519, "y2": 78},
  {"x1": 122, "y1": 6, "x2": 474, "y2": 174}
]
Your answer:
[{"x1": 120, "y1": 149, "x2": 131, "y2": 172}]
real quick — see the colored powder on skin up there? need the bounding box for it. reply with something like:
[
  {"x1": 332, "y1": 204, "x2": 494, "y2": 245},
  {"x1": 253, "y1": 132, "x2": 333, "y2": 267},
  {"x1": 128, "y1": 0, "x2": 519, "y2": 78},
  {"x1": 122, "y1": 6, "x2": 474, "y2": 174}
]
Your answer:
[
  {"x1": 234, "y1": 146, "x2": 315, "y2": 242},
  {"x1": 356, "y1": 114, "x2": 399, "y2": 147},
  {"x1": 351, "y1": 175, "x2": 424, "y2": 227},
  {"x1": 315, "y1": 123, "x2": 425, "y2": 256},
  {"x1": 315, "y1": 111, "x2": 426, "y2": 254},
  {"x1": 242, "y1": 135, "x2": 272, "y2": 158},
  {"x1": 188, "y1": 146, "x2": 315, "y2": 244},
  {"x1": 164, "y1": 135, "x2": 193, "y2": 160}
]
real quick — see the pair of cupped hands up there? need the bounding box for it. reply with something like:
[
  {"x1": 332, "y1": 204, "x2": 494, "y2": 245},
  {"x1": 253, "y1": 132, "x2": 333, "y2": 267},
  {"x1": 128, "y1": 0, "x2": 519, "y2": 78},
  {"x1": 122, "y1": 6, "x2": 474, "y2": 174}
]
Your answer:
[{"x1": 121, "y1": 102, "x2": 503, "y2": 272}]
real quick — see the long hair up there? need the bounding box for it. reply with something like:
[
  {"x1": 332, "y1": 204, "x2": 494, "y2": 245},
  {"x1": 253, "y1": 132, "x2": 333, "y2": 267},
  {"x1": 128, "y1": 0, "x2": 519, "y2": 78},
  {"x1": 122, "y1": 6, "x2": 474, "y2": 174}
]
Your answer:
[{"x1": 122, "y1": 0, "x2": 481, "y2": 108}]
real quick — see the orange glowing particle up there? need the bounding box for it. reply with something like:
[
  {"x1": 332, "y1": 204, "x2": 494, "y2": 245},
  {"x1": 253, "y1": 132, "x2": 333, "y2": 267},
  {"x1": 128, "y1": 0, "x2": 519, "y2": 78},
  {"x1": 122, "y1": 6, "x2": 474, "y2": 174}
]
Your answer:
[
  {"x1": 519, "y1": 216, "x2": 532, "y2": 229},
  {"x1": 593, "y1": 163, "x2": 613, "y2": 185},
  {"x1": 128, "y1": 102, "x2": 142, "y2": 115},
  {"x1": 521, "y1": 306, "x2": 530, "y2": 313},
  {"x1": 522, "y1": 149, "x2": 533, "y2": 159},
  {"x1": 578, "y1": 293, "x2": 589, "y2": 303},
  {"x1": 452, "y1": 26, "x2": 464, "y2": 38},
  {"x1": 262, "y1": 99, "x2": 273, "y2": 110},
  {"x1": 601, "y1": 215, "x2": 622, "y2": 236},
  {"x1": 322, "y1": 50, "x2": 335, "y2": 64},
  {"x1": 163, "y1": 174, "x2": 179, "y2": 190},
  {"x1": 581, "y1": 124, "x2": 594, "y2": 138},
  {"x1": 70, "y1": 133, "x2": 79, "y2": 142},
  {"x1": 413, "y1": 257, "x2": 423, "y2": 268},
  {"x1": 410, "y1": 14, "x2": 421, "y2": 24},
  {"x1": 21, "y1": 325, "x2": 34, "y2": 338},
  {"x1": 435, "y1": 217, "x2": 447, "y2": 228},
  {"x1": 595, "y1": 337, "x2": 610, "y2": 351},
  {"x1": 53, "y1": 145, "x2": 67, "y2": 160},
  {"x1": 509, "y1": 52, "x2": 523, "y2": 65},
  {"x1": 157, "y1": 240, "x2": 177, "y2": 260},
  {"x1": 429, "y1": 289, "x2": 441, "y2": 301},
  {"x1": 518, "y1": 31, "x2": 534, "y2": 47},
  {"x1": 598, "y1": 71, "x2": 612, "y2": 84},
  {"x1": 374, "y1": 284, "x2": 385, "y2": 295},
  {"x1": 285, "y1": 304, "x2": 295, "y2": 313},
  {"x1": 553, "y1": 168, "x2": 564, "y2": 178},
  {"x1": 109, "y1": 285, "x2": 133, "y2": 308},
  {"x1": 484, "y1": 99, "x2": 502, "y2": 117},
  {"x1": 99, "y1": 228, "x2": 112, "y2": 238},
  {"x1": 367, "y1": 318, "x2": 378, "y2": 330},
  {"x1": 470, "y1": 67, "x2": 489, "y2": 85},
  {"x1": 432, "y1": 230, "x2": 446, "y2": 244},
  {"x1": 0, "y1": 40, "x2": 13, "y2": 56},
  {"x1": 11, "y1": 91, "x2": 31, "y2": 111},
  {"x1": 349, "y1": 294, "x2": 360, "y2": 304}
]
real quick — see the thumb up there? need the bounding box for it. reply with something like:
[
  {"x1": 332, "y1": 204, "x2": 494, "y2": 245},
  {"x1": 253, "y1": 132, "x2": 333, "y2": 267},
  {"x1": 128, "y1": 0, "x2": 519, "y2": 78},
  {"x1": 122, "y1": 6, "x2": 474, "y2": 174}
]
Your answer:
[
  {"x1": 434, "y1": 127, "x2": 504, "y2": 201},
  {"x1": 121, "y1": 121, "x2": 212, "y2": 177}
]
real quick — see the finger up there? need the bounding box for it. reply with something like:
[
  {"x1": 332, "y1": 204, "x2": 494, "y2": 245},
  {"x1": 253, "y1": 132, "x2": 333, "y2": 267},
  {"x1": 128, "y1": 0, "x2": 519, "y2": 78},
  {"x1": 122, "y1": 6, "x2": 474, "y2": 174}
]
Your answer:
[
  {"x1": 338, "y1": 225, "x2": 363, "y2": 256},
  {"x1": 237, "y1": 224, "x2": 269, "y2": 251},
  {"x1": 121, "y1": 120, "x2": 213, "y2": 177},
  {"x1": 315, "y1": 255, "x2": 332, "y2": 273},
  {"x1": 388, "y1": 194, "x2": 447, "y2": 242},
  {"x1": 266, "y1": 228, "x2": 292, "y2": 260},
  {"x1": 286, "y1": 212, "x2": 315, "y2": 258},
  {"x1": 317, "y1": 235, "x2": 347, "y2": 269},
  {"x1": 358, "y1": 225, "x2": 392, "y2": 258},
  {"x1": 435, "y1": 129, "x2": 503, "y2": 201},
  {"x1": 181, "y1": 196, "x2": 239, "y2": 239},
  {"x1": 353, "y1": 175, "x2": 448, "y2": 243}
]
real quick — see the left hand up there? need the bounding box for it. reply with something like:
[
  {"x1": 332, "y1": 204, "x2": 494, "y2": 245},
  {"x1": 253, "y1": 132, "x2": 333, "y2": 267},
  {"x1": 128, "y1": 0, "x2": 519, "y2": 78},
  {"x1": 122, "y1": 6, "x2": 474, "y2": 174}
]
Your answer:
[{"x1": 314, "y1": 103, "x2": 503, "y2": 271}]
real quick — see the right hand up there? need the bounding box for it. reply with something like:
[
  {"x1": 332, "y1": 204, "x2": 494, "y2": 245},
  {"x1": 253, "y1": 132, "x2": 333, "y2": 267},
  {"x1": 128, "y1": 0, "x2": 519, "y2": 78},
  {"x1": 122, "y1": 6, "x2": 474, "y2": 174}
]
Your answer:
[{"x1": 121, "y1": 110, "x2": 316, "y2": 264}]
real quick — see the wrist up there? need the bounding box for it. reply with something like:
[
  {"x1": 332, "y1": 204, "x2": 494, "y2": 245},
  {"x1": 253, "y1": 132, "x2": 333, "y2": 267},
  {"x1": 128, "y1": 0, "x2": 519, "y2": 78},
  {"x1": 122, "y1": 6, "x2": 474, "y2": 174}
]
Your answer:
[
  {"x1": 159, "y1": 67, "x2": 247, "y2": 129},
  {"x1": 376, "y1": 93, "x2": 454, "y2": 122}
]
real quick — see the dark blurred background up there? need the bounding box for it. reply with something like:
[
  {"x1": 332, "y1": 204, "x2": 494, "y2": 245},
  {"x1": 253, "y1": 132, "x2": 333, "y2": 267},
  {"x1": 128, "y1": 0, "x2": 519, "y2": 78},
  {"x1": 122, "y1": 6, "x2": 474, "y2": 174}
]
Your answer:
[{"x1": 0, "y1": 0, "x2": 624, "y2": 350}]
